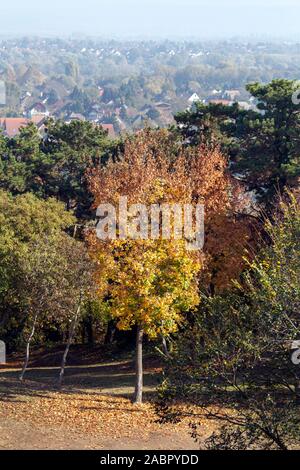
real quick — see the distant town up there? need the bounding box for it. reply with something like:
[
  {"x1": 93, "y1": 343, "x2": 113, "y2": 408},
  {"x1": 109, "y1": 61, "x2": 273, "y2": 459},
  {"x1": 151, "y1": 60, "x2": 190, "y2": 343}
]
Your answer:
[{"x1": 1, "y1": 37, "x2": 299, "y2": 138}]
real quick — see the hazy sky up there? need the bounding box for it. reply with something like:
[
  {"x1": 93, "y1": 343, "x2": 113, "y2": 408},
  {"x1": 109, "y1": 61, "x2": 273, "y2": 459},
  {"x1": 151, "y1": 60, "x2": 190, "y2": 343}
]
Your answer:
[{"x1": 0, "y1": 0, "x2": 299, "y2": 39}]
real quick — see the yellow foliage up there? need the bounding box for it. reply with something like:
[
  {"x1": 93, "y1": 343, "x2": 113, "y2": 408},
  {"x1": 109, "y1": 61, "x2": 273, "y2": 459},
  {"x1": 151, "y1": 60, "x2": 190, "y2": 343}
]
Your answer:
[{"x1": 90, "y1": 236, "x2": 200, "y2": 338}]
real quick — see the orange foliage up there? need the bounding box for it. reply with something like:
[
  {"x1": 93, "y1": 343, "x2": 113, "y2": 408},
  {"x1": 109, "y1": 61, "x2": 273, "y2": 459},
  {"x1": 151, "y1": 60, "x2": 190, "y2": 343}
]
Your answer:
[{"x1": 88, "y1": 128, "x2": 254, "y2": 292}]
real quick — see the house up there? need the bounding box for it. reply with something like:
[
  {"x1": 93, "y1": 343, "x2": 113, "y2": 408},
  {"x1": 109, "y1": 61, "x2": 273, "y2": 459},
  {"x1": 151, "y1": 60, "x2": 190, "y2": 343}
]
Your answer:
[
  {"x1": 238, "y1": 101, "x2": 252, "y2": 111},
  {"x1": 98, "y1": 87, "x2": 104, "y2": 98},
  {"x1": 99, "y1": 123, "x2": 115, "y2": 138},
  {"x1": 28, "y1": 102, "x2": 49, "y2": 118},
  {"x1": 211, "y1": 89, "x2": 222, "y2": 95},
  {"x1": 0, "y1": 116, "x2": 46, "y2": 138},
  {"x1": 188, "y1": 93, "x2": 201, "y2": 104},
  {"x1": 87, "y1": 111, "x2": 99, "y2": 122},
  {"x1": 51, "y1": 99, "x2": 68, "y2": 117},
  {"x1": 31, "y1": 114, "x2": 47, "y2": 125},
  {"x1": 0, "y1": 118, "x2": 29, "y2": 137},
  {"x1": 224, "y1": 90, "x2": 240, "y2": 101},
  {"x1": 66, "y1": 113, "x2": 86, "y2": 123},
  {"x1": 154, "y1": 102, "x2": 172, "y2": 111},
  {"x1": 113, "y1": 116, "x2": 127, "y2": 132},
  {"x1": 209, "y1": 99, "x2": 233, "y2": 106}
]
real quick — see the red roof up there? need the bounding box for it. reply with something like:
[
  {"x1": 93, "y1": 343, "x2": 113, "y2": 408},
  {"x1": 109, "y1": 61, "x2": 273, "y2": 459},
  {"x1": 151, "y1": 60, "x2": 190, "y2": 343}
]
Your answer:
[
  {"x1": 31, "y1": 114, "x2": 46, "y2": 125},
  {"x1": 100, "y1": 124, "x2": 115, "y2": 138},
  {"x1": 209, "y1": 99, "x2": 232, "y2": 106},
  {"x1": 0, "y1": 116, "x2": 45, "y2": 137},
  {"x1": 0, "y1": 118, "x2": 29, "y2": 137}
]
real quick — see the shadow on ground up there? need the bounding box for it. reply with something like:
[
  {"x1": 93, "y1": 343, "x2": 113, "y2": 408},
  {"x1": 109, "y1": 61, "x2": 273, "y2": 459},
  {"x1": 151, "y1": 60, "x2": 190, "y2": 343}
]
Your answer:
[{"x1": 0, "y1": 358, "x2": 163, "y2": 402}]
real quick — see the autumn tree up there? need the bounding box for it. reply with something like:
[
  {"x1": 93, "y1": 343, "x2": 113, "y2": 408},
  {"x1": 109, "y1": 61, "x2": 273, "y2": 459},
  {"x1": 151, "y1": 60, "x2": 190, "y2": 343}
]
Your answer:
[
  {"x1": 57, "y1": 238, "x2": 96, "y2": 387},
  {"x1": 16, "y1": 231, "x2": 95, "y2": 383},
  {"x1": 18, "y1": 233, "x2": 68, "y2": 381},
  {"x1": 0, "y1": 191, "x2": 75, "y2": 347},
  {"x1": 184, "y1": 143, "x2": 253, "y2": 292},
  {"x1": 88, "y1": 129, "x2": 201, "y2": 403},
  {"x1": 88, "y1": 129, "x2": 251, "y2": 403},
  {"x1": 0, "y1": 190, "x2": 96, "y2": 381}
]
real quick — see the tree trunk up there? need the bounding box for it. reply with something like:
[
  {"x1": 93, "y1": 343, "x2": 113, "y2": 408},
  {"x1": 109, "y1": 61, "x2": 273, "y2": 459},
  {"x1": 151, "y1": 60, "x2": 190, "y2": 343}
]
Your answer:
[
  {"x1": 104, "y1": 320, "x2": 116, "y2": 345},
  {"x1": 58, "y1": 305, "x2": 81, "y2": 388},
  {"x1": 162, "y1": 336, "x2": 169, "y2": 357},
  {"x1": 133, "y1": 325, "x2": 143, "y2": 404},
  {"x1": 86, "y1": 317, "x2": 94, "y2": 345},
  {"x1": 81, "y1": 324, "x2": 86, "y2": 344},
  {"x1": 19, "y1": 314, "x2": 38, "y2": 382}
]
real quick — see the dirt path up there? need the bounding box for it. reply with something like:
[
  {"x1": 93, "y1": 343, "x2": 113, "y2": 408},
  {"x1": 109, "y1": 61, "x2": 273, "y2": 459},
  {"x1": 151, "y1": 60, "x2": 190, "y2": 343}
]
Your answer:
[
  {"x1": 0, "y1": 416, "x2": 197, "y2": 450},
  {"x1": 0, "y1": 359, "x2": 208, "y2": 450}
]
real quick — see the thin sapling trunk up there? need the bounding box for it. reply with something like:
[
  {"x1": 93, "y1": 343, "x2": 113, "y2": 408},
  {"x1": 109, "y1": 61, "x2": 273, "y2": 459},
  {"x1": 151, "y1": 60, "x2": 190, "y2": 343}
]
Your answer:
[
  {"x1": 19, "y1": 313, "x2": 38, "y2": 382},
  {"x1": 133, "y1": 324, "x2": 144, "y2": 404},
  {"x1": 162, "y1": 336, "x2": 170, "y2": 357},
  {"x1": 58, "y1": 304, "x2": 81, "y2": 388}
]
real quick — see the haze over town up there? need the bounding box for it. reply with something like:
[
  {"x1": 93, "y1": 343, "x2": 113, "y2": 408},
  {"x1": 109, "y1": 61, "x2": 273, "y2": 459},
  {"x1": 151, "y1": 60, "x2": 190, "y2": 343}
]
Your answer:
[{"x1": 0, "y1": 0, "x2": 300, "y2": 39}]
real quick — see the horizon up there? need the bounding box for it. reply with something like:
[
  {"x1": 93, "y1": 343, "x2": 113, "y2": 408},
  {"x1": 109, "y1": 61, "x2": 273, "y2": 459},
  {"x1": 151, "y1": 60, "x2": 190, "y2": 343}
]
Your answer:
[{"x1": 0, "y1": 0, "x2": 300, "y2": 40}]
